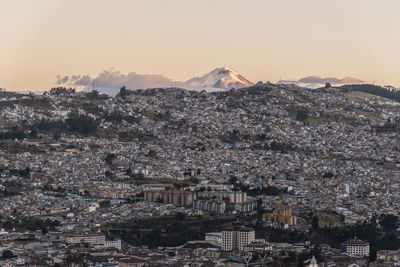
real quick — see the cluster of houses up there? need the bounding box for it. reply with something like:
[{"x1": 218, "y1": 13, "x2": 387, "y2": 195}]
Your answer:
[{"x1": 0, "y1": 85, "x2": 400, "y2": 265}]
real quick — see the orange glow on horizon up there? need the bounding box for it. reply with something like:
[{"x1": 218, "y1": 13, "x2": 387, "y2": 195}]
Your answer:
[{"x1": 1, "y1": 0, "x2": 400, "y2": 91}]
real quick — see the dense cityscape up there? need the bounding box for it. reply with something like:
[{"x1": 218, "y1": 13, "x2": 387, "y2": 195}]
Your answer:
[{"x1": 0, "y1": 83, "x2": 399, "y2": 266}]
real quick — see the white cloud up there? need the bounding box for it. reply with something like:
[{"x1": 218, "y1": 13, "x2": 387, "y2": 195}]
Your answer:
[{"x1": 56, "y1": 70, "x2": 173, "y2": 95}]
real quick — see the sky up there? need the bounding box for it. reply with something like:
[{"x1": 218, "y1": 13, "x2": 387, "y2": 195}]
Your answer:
[{"x1": 1, "y1": 0, "x2": 400, "y2": 91}]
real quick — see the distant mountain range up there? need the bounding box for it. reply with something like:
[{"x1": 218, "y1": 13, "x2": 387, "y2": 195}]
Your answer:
[
  {"x1": 278, "y1": 76, "x2": 364, "y2": 89},
  {"x1": 54, "y1": 67, "x2": 365, "y2": 95}
]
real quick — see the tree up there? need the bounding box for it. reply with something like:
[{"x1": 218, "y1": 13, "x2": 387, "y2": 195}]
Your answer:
[
  {"x1": 20, "y1": 167, "x2": 31, "y2": 178},
  {"x1": 53, "y1": 131, "x2": 61, "y2": 141},
  {"x1": 270, "y1": 141, "x2": 292, "y2": 152},
  {"x1": 380, "y1": 214, "x2": 399, "y2": 232},
  {"x1": 120, "y1": 86, "x2": 127, "y2": 98},
  {"x1": 256, "y1": 198, "x2": 264, "y2": 217},
  {"x1": 65, "y1": 112, "x2": 98, "y2": 135},
  {"x1": 325, "y1": 82, "x2": 332, "y2": 88},
  {"x1": 296, "y1": 109, "x2": 309, "y2": 122},
  {"x1": 105, "y1": 153, "x2": 116, "y2": 165},
  {"x1": 29, "y1": 128, "x2": 38, "y2": 139},
  {"x1": 175, "y1": 212, "x2": 186, "y2": 221},
  {"x1": 49, "y1": 87, "x2": 75, "y2": 95},
  {"x1": 41, "y1": 227, "x2": 48, "y2": 235},
  {"x1": 312, "y1": 216, "x2": 319, "y2": 230},
  {"x1": 90, "y1": 90, "x2": 99, "y2": 98},
  {"x1": 147, "y1": 150, "x2": 157, "y2": 158},
  {"x1": 105, "y1": 171, "x2": 113, "y2": 178},
  {"x1": 100, "y1": 200, "x2": 111, "y2": 209},
  {"x1": 232, "y1": 129, "x2": 240, "y2": 136},
  {"x1": 369, "y1": 248, "x2": 377, "y2": 262},
  {"x1": 2, "y1": 250, "x2": 14, "y2": 259},
  {"x1": 189, "y1": 177, "x2": 199, "y2": 184},
  {"x1": 228, "y1": 176, "x2": 238, "y2": 185}
]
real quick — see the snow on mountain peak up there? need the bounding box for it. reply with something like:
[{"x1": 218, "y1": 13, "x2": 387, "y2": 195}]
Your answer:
[{"x1": 185, "y1": 67, "x2": 254, "y2": 90}]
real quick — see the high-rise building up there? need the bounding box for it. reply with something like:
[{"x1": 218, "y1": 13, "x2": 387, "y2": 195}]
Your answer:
[
  {"x1": 234, "y1": 198, "x2": 258, "y2": 213},
  {"x1": 222, "y1": 227, "x2": 255, "y2": 251},
  {"x1": 193, "y1": 199, "x2": 226, "y2": 214},
  {"x1": 144, "y1": 190, "x2": 196, "y2": 206},
  {"x1": 197, "y1": 191, "x2": 247, "y2": 204}
]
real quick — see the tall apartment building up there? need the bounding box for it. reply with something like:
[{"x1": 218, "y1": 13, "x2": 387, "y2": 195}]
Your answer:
[
  {"x1": 197, "y1": 191, "x2": 247, "y2": 204},
  {"x1": 341, "y1": 239, "x2": 370, "y2": 257},
  {"x1": 193, "y1": 199, "x2": 226, "y2": 214},
  {"x1": 222, "y1": 227, "x2": 255, "y2": 251},
  {"x1": 234, "y1": 198, "x2": 258, "y2": 213},
  {"x1": 144, "y1": 190, "x2": 196, "y2": 206}
]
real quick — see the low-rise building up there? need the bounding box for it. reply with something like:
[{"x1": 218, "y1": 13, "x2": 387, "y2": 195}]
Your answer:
[
  {"x1": 205, "y1": 232, "x2": 222, "y2": 246},
  {"x1": 341, "y1": 239, "x2": 370, "y2": 257},
  {"x1": 60, "y1": 234, "x2": 106, "y2": 245},
  {"x1": 263, "y1": 203, "x2": 297, "y2": 226}
]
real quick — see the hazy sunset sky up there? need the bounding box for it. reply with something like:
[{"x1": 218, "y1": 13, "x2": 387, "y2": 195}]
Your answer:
[{"x1": 1, "y1": 0, "x2": 400, "y2": 91}]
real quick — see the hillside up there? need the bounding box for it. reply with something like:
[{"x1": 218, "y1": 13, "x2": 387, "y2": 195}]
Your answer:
[{"x1": 1, "y1": 83, "x2": 400, "y2": 230}]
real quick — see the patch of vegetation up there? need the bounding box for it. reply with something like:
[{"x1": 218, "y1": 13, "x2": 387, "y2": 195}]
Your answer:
[
  {"x1": 104, "y1": 215, "x2": 235, "y2": 248},
  {"x1": 47, "y1": 87, "x2": 76, "y2": 95},
  {"x1": 143, "y1": 110, "x2": 171, "y2": 122},
  {"x1": 103, "y1": 111, "x2": 141, "y2": 124},
  {"x1": 118, "y1": 130, "x2": 156, "y2": 141},
  {"x1": 340, "y1": 84, "x2": 400, "y2": 103},
  {"x1": 247, "y1": 186, "x2": 288, "y2": 196},
  {"x1": 1, "y1": 217, "x2": 60, "y2": 233},
  {"x1": 0, "y1": 127, "x2": 26, "y2": 140},
  {"x1": 296, "y1": 109, "x2": 309, "y2": 122},
  {"x1": 309, "y1": 216, "x2": 400, "y2": 252},
  {"x1": 33, "y1": 112, "x2": 99, "y2": 136},
  {"x1": 0, "y1": 141, "x2": 46, "y2": 154}
]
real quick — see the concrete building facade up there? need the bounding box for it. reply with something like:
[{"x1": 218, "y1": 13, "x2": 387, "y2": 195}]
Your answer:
[
  {"x1": 341, "y1": 239, "x2": 370, "y2": 257},
  {"x1": 197, "y1": 191, "x2": 247, "y2": 204},
  {"x1": 144, "y1": 190, "x2": 196, "y2": 206},
  {"x1": 263, "y1": 204, "x2": 297, "y2": 226},
  {"x1": 222, "y1": 227, "x2": 255, "y2": 251},
  {"x1": 234, "y1": 198, "x2": 258, "y2": 213},
  {"x1": 193, "y1": 199, "x2": 226, "y2": 214}
]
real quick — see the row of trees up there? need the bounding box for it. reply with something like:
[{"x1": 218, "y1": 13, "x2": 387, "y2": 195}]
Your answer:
[
  {"x1": 309, "y1": 214, "x2": 399, "y2": 261},
  {"x1": 1, "y1": 217, "x2": 60, "y2": 234},
  {"x1": 34, "y1": 112, "x2": 98, "y2": 136},
  {"x1": 0, "y1": 127, "x2": 26, "y2": 140},
  {"x1": 47, "y1": 87, "x2": 76, "y2": 95},
  {"x1": 0, "y1": 112, "x2": 99, "y2": 141}
]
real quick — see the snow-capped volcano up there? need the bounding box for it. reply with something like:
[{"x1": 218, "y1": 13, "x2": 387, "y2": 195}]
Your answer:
[{"x1": 185, "y1": 67, "x2": 254, "y2": 90}]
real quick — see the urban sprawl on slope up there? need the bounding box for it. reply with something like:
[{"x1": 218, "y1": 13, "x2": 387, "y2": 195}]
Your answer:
[{"x1": 0, "y1": 84, "x2": 399, "y2": 266}]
